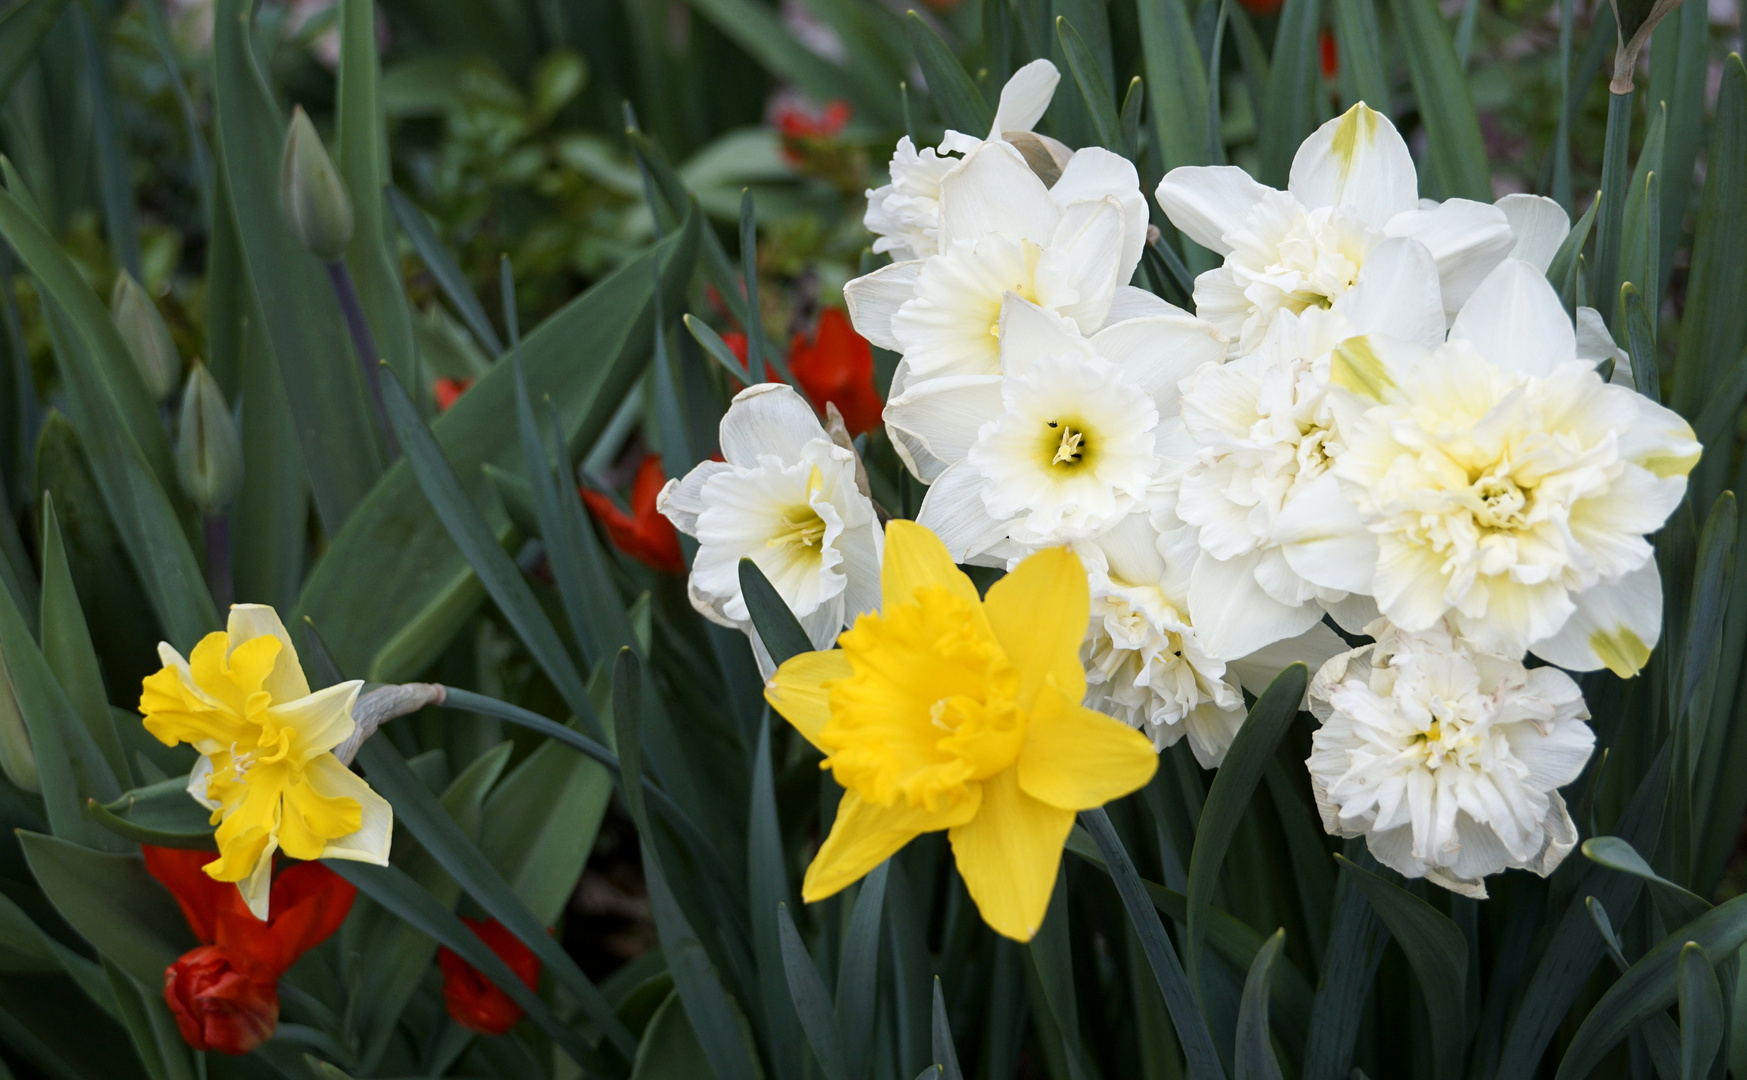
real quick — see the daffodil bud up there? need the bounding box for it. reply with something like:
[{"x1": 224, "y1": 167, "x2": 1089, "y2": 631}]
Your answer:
[
  {"x1": 110, "y1": 271, "x2": 180, "y2": 403},
  {"x1": 0, "y1": 653, "x2": 37, "y2": 794},
  {"x1": 175, "y1": 364, "x2": 244, "y2": 514},
  {"x1": 279, "y1": 106, "x2": 354, "y2": 261}
]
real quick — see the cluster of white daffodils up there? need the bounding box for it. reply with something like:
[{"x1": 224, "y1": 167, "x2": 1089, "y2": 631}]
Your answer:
[{"x1": 667, "y1": 69, "x2": 1702, "y2": 897}]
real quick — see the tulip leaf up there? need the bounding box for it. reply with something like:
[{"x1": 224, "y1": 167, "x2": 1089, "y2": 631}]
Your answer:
[
  {"x1": 778, "y1": 902, "x2": 848, "y2": 1080},
  {"x1": 1336, "y1": 856, "x2": 1469, "y2": 1080},
  {"x1": 89, "y1": 777, "x2": 215, "y2": 851},
  {"x1": 295, "y1": 207, "x2": 698, "y2": 684},
  {"x1": 1583, "y1": 835, "x2": 1711, "y2": 930},
  {"x1": 905, "y1": 12, "x2": 992, "y2": 136},
  {"x1": 211, "y1": 0, "x2": 384, "y2": 532},
  {"x1": 1235, "y1": 929, "x2": 1285, "y2": 1080},
  {"x1": 739, "y1": 558, "x2": 813, "y2": 667},
  {"x1": 1676, "y1": 942, "x2": 1723, "y2": 1080}
]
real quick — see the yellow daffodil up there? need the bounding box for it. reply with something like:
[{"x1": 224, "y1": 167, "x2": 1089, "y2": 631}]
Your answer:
[
  {"x1": 139, "y1": 605, "x2": 391, "y2": 919},
  {"x1": 766, "y1": 521, "x2": 1158, "y2": 941}
]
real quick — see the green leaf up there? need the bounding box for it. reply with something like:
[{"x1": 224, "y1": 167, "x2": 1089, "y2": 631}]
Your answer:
[
  {"x1": 1679, "y1": 492, "x2": 1736, "y2": 727},
  {"x1": 749, "y1": 713, "x2": 803, "y2": 1080},
  {"x1": 1336, "y1": 856, "x2": 1469, "y2": 1080},
  {"x1": 1186, "y1": 664, "x2": 1306, "y2": 994},
  {"x1": 211, "y1": 0, "x2": 384, "y2": 532},
  {"x1": 1302, "y1": 845, "x2": 1391, "y2": 1080},
  {"x1": 837, "y1": 861, "x2": 889, "y2": 1080},
  {"x1": 739, "y1": 558, "x2": 814, "y2": 667},
  {"x1": 1617, "y1": 102, "x2": 1667, "y2": 320},
  {"x1": 1234, "y1": 929, "x2": 1285, "y2": 1080},
  {"x1": 512, "y1": 350, "x2": 600, "y2": 667},
  {"x1": 1119, "y1": 76, "x2": 1144, "y2": 162},
  {"x1": 18, "y1": 832, "x2": 194, "y2": 988},
  {"x1": 1593, "y1": 88, "x2": 1637, "y2": 321},
  {"x1": 1677, "y1": 942, "x2": 1724, "y2": 1080},
  {"x1": 75, "y1": 7, "x2": 138, "y2": 281},
  {"x1": 89, "y1": 776, "x2": 214, "y2": 850},
  {"x1": 1137, "y1": 0, "x2": 1209, "y2": 178},
  {"x1": 38, "y1": 495, "x2": 125, "y2": 786},
  {"x1": 0, "y1": 889, "x2": 59, "y2": 973},
  {"x1": 1330, "y1": 0, "x2": 1390, "y2": 120},
  {"x1": 103, "y1": 960, "x2": 196, "y2": 1080},
  {"x1": 932, "y1": 977, "x2": 964, "y2": 1080},
  {"x1": 1672, "y1": 54, "x2": 1747, "y2": 418},
  {"x1": 1548, "y1": 190, "x2": 1600, "y2": 309},
  {"x1": 677, "y1": 0, "x2": 895, "y2": 124},
  {"x1": 0, "y1": 0, "x2": 72, "y2": 107},
  {"x1": 905, "y1": 12, "x2": 992, "y2": 135},
  {"x1": 295, "y1": 210, "x2": 699, "y2": 683},
  {"x1": 1583, "y1": 836, "x2": 1711, "y2": 929},
  {"x1": 631, "y1": 991, "x2": 720, "y2": 1079},
  {"x1": 1257, "y1": 0, "x2": 1322, "y2": 186},
  {"x1": 1078, "y1": 808, "x2": 1224, "y2": 1080},
  {"x1": 1387, "y1": 0, "x2": 1492, "y2": 201},
  {"x1": 386, "y1": 186, "x2": 502, "y2": 356},
  {"x1": 353, "y1": 736, "x2": 637, "y2": 1057},
  {"x1": 777, "y1": 902, "x2": 846, "y2": 1080},
  {"x1": 1058, "y1": 16, "x2": 1121, "y2": 149}
]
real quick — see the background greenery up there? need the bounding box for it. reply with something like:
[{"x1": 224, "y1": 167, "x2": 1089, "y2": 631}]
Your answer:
[{"x1": 0, "y1": 0, "x2": 1743, "y2": 1077}]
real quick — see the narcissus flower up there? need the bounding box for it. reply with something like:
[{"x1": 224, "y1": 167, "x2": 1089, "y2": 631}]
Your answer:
[
  {"x1": 1307, "y1": 619, "x2": 1594, "y2": 897},
  {"x1": 790, "y1": 308, "x2": 882, "y2": 437},
  {"x1": 1329, "y1": 260, "x2": 1701, "y2": 673},
  {"x1": 139, "y1": 605, "x2": 392, "y2": 919},
  {"x1": 658, "y1": 384, "x2": 883, "y2": 668},
  {"x1": 437, "y1": 917, "x2": 542, "y2": 1036},
  {"x1": 1155, "y1": 102, "x2": 1515, "y2": 355},
  {"x1": 581, "y1": 455, "x2": 686, "y2": 574},
  {"x1": 765, "y1": 521, "x2": 1157, "y2": 941}
]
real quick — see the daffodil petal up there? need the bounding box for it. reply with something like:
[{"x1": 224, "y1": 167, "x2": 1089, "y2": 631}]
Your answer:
[
  {"x1": 766, "y1": 650, "x2": 853, "y2": 750},
  {"x1": 982, "y1": 546, "x2": 1089, "y2": 707},
  {"x1": 881, "y1": 519, "x2": 981, "y2": 611},
  {"x1": 268, "y1": 680, "x2": 362, "y2": 764},
  {"x1": 301, "y1": 754, "x2": 393, "y2": 866},
  {"x1": 802, "y1": 789, "x2": 975, "y2": 902},
  {"x1": 226, "y1": 603, "x2": 312, "y2": 702},
  {"x1": 1016, "y1": 684, "x2": 1158, "y2": 810},
  {"x1": 947, "y1": 770, "x2": 1074, "y2": 942},
  {"x1": 231, "y1": 836, "x2": 278, "y2": 921}
]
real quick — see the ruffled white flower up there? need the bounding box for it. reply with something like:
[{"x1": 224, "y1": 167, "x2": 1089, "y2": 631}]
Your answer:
[
  {"x1": 658, "y1": 384, "x2": 883, "y2": 670},
  {"x1": 890, "y1": 294, "x2": 1225, "y2": 563},
  {"x1": 1078, "y1": 510, "x2": 1345, "y2": 766},
  {"x1": 863, "y1": 59, "x2": 1062, "y2": 262},
  {"x1": 1307, "y1": 619, "x2": 1594, "y2": 898},
  {"x1": 1155, "y1": 102, "x2": 1517, "y2": 356},
  {"x1": 846, "y1": 136, "x2": 1151, "y2": 394},
  {"x1": 1328, "y1": 259, "x2": 1701, "y2": 674},
  {"x1": 1172, "y1": 238, "x2": 1452, "y2": 659}
]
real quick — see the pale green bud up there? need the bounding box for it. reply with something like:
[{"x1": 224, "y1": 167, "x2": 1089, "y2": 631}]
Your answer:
[
  {"x1": 279, "y1": 105, "x2": 354, "y2": 261},
  {"x1": 110, "y1": 271, "x2": 180, "y2": 403},
  {"x1": 176, "y1": 364, "x2": 244, "y2": 513},
  {"x1": 0, "y1": 651, "x2": 37, "y2": 794}
]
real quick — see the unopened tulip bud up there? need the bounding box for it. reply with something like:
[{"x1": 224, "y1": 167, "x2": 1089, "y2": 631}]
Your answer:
[
  {"x1": 110, "y1": 271, "x2": 180, "y2": 403},
  {"x1": 175, "y1": 365, "x2": 244, "y2": 514},
  {"x1": 279, "y1": 106, "x2": 354, "y2": 260},
  {"x1": 163, "y1": 945, "x2": 279, "y2": 1055}
]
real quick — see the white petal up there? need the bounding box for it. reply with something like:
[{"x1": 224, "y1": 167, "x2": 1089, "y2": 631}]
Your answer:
[
  {"x1": 1228, "y1": 620, "x2": 1348, "y2": 697},
  {"x1": 1322, "y1": 593, "x2": 1380, "y2": 635},
  {"x1": 1052, "y1": 147, "x2": 1148, "y2": 287},
  {"x1": 844, "y1": 260, "x2": 922, "y2": 351},
  {"x1": 1036, "y1": 196, "x2": 1124, "y2": 333},
  {"x1": 1187, "y1": 549, "x2": 1322, "y2": 660},
  {"x1": 1273, "y1": 474, "x2": 1378, "y2": 595},
  {"x1": 1331, "y1": 237, "x2": 1447, "y2": 351},
  {"x1": 1289, "y1": 104, "x2": 1419, "y2": 228},
  {"x1": 915, "y1": 461, "x2": 1014, "y2": 563},
  {"x1": 938, "y1": 141, "x2": 1060, "y2": 248},
  {"x1": 1384, "y1": 199, "x2": 1516, "y2": 318},
  {"x1": 1530, "y1": 561, "x2": 1663, "y2": 677},
  {"x1": 1154, "y1": 166, "x2": 1274, "y2": 256},
  {"x1": 237, "y1": 837, "x2": 279, "y2": 921},
  {"x1": 226, "y1": 604, "x2": 312, "y2": 704},
  {"x1": 1103, "y1": 285, "x2": 1192, "y2": 324},
  {"x1": 881, "y1": 374, "x2": 1005, "y2": 480},
  {"x1": 187, "y1": 756, "x2": 220, "y2": 810},
  {"x1": 657, "y1": 461, "x2": 732, "y2": 536},
  {"x1": 1575, "y1": 305, "x2": 1634, "y2": 389},
  {"x1": 1448, "y1": 258, "x2": 1576, "y2": 376},
  {"x1": 1090, "y1": 313, "x2": 1227, "y2": 416},
  {"x1": 1496, "y1": 193, "x2": 1571, "y2": 274},
  {"x1": 719, "y1": 383, "x2": 828, "y2": 465},
  {"x1": 990, "y1": 59, "x2": 1060, "y2": 137},
  {"x1": 268, "y1": 679, "x2": 363, "y2": 764},
  {"x1": 307, "y1": 754, "x2": 394, "y2": 866},
  {"x1": 997, "y1": 294, "x2": 1092, "y2": 377}
]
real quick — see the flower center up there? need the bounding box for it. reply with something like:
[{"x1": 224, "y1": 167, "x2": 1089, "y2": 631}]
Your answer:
[
  {"x1": 769, "y1": 510, "x2": 828, "y2": 549},
  {"x1": 1471, "y1": 472, "x2": 1529, "y2": 530},
  {"x1": 1041, "y1": 419, "x2": 1090, "y2": 470}
]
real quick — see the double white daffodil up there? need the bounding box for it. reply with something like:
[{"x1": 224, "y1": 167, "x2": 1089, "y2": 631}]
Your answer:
[
  {"x1": 1308, "y1": 619, "x2": 1595, "y2": 898},
  {"x1": 1155, "y1": 102, "x2": 1518, "y2": 355},
  {"x1": 658, "y1": 384, "x2": 883, "y2": 672}
]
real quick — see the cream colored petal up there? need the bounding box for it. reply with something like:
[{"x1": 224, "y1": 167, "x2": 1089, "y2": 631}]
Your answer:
[
  {"x1": 1574, "y1": 306, "x2": 1634, "y2": 388},
  {"x1": 719, "y1": 383, "x2": 828, "y2": 466},
  {"x1": 1448, "y1": 258, "x2": 1576, "y2": 377},
  {"x1": 1273, "y1": 474, "x2": 1378, "y2": 595},
  {"x1": 1102, "y1": 285, "x2": 1192, "y2": 324},
  {"x1": 1385, "y1": 199, "x2": 1516, "y2": 318},
  {"x1": 1154, "y1": 166, "x2": 1274, "y2": 256},
  {"x1": 656, "y1": 461, "x2": 733, "y2": 536},
  {"x1": 844, "y1": 260, "x2": 922, "y2": 351},
  {"x1": 271, "y1": 680, "x2": 363, "y2": 763},
  {"x1": 1051, "y1": 147, "x2": 1148, "y2": 286},
  {"x1": 882, "y1": 375, "x2": 1005, "y2": 478},
  {"x1": 914, "y1": 461, "x2": 1014, "y2": 566},
  {"x1": 1288, "y1": 104, "x2": 1419, "y2": 227},
  {"x1": 989, "y1": 58, "x2": 1060, "y2": 137},
  {"x1": 1187, "y1": 550, "x2": 1323, "y2": 661},
  {"x1": 1036, "y1": 196, "x2": 1124, "y2": 333},
  {"x1": 997, "y1": 293, "x2": 1092, "y2": 377},
  {"x1": 1496, "y1": 193, "x2": 1570, "y2": 273},
  {"x1": 306, "y1": 754, "x2": 393, "y2": 866},
  {"x1": 1529, "y1": 562, "x2": 1662, "y2": 677},
  {"x1": 235, "y1": 836, "x2": 279, "y2": 922},
  {"x1": 1332, "y1": 236, "x2": 1447, "y2": 351},
  {"x1": 939, "y1": 141, "x2": 1060, "y2": 249}
]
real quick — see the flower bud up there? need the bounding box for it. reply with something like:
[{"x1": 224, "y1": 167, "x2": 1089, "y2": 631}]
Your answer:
[
  {"x1": 279, "y1": 105, "x2": 354, "y2": 261},
  {"x1": 175, "y1": 364, "x2": 244, "y2": 513},
  {"x1": 437, "y1": 917, "x2": 542, "y2": 1035},
  {"x1": 163, "y1": 945, "x2": 279, "y2": 1055},
  {"x1": 110, "y1": 271, "x2": 180, "y2": 404}
]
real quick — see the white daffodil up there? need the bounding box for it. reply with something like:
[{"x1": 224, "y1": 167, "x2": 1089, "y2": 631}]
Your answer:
[
  {"x1": 863, "y1": 59, "x2": 1062, "y2": 262},
  {"x1": 1329, "y1": 258, "x2": 1701, "y2": 674},
  {"x1": 1155, "y1": 102, "x2": 1516, "y2": 356},
  {"x1": 658, "y1": 384, "x2": 883, "y2": 671},
  {"x1": 1078, "y1": 510, "x2": 1345, "y2": 766},
  {"x1": 1171, "y1": 238, "x2": 1449, "y2": 659},
  {"x1": 846, "y1": 136, "x2": 1150, "y2": 393},
  {"x1": 1307, "y1": 619, "x2": 1594, "y2": 898},
  {"x1": 891, "y1": 293, "x2": 1224, "y2": 563}
]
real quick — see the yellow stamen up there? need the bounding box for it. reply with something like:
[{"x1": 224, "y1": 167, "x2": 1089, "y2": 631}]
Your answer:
[{"x1": 1050, "y1": 424, "x2": 1085, "y2": 466}]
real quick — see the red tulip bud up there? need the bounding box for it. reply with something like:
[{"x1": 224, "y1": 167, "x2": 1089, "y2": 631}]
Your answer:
[
  {"x1": 437, "y1": 917, "x2": 542, "y2": 1036},
  {"x1": 163, "y1": 945, "x2": 279, "y2": 1055}
]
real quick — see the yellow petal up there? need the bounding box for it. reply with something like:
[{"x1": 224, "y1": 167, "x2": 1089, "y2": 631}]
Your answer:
[
  {"x1": 982, "y1": 546, "x2": 1088, "y2": 707},
  {"x1": 766, "y1": 650, "x2": 853, "y2": 750},
  {"x1": 227, "y1": 604, "x2": 312, "y2": 703},
  {"x1": 1016, "y1": 683, "x2": 1158, "y2": 810},
  {"x1": 882, "y1": 520, "x2": 981, "y2": 612},
  {"x1": 947, "y1": 769, "x2": 1074, "y2": 942},
  {"x1": 299, "y1": 754, "x2": 393, "y2": 865},
  {"x1": 268, "y1": 680, "x2": 361, "y2": 764},
  {"x1": 280, "y1": 772, "x2": 363, "y2": 860},
  {"x1": 802, "y1": 788, "x2": 977, "y2": 902}
]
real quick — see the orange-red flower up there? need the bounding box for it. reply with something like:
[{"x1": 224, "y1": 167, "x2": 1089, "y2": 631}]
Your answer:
[
  {"x1": 580, "y1": 455, "x2": 686, "y2": 574},
  {"x1": 435, "y1": 377, "x2": 472, "y2": 411},
  {"x1": 790, "y1": 308, "x2": 882, "y2": 437},
  {"x1": 437, "y1": 917, "x2": 543, "y2": 1036},
  {"x1": 144, "y1": 846, "x2": 357, "y2": 1055},
  {"x1": 775, "y1": 100, "x2": 852, "y2": 165},
  {"x1": 1319, "y1": 28, "x2": 1339, "y2": 80}
]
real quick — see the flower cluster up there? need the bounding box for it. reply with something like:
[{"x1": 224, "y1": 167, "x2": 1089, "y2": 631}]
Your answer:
[{"x1": 673, "y1": 70, "x2": 1701, "y2": 913}]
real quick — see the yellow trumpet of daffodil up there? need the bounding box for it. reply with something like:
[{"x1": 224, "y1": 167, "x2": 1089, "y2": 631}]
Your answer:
[
  {"x1": 766, "y1": 521, "x2": 1159, "y2": 941},
  {"x1": 139, "y1": 605, "x2": 392, "y2": 919}
]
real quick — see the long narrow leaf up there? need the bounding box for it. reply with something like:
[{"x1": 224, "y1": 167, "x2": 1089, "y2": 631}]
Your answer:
[
  {"x1": 777, "y1": 902, "x2": 848, "y2": 1080},
  {"x1": 1234, "y1": 929, "x2": 1285, "y2": 1080}
]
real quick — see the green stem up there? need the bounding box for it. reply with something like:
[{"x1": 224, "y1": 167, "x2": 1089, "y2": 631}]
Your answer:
[{"x1": 1594, "y1": 88, "x2": 1634, "y2": 328}]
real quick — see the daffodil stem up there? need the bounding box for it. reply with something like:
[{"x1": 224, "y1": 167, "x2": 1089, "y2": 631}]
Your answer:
[
  {"x1": 1593, "y1": 87, "x2": 1633, "y2": 329},
  {"x1": 204, "y1": 510, "x2": 231, "y2": 612},
  {"x1": 325, "y1": 259, "x2": 398, "y2": 459}
]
